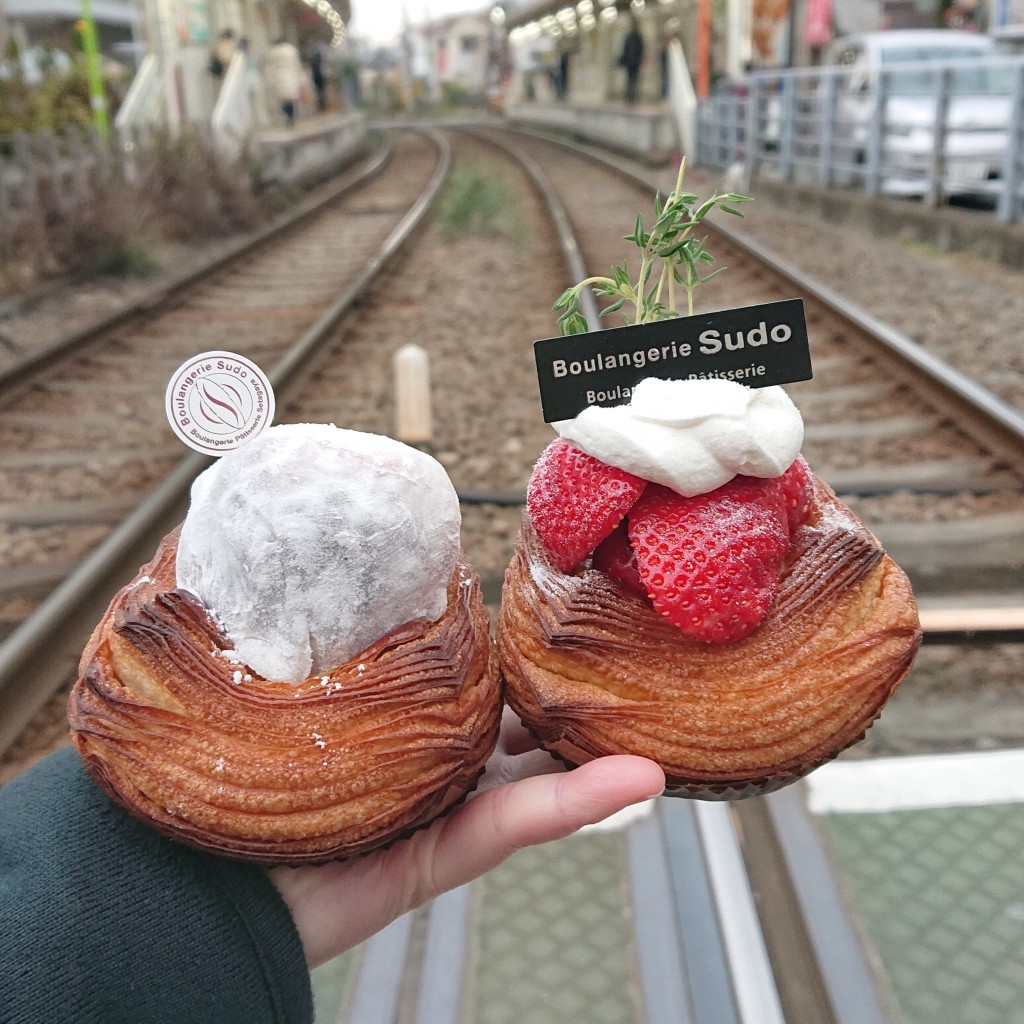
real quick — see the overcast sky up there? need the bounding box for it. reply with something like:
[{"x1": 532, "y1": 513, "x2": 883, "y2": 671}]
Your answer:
[{"x1": 348, "y1": 0, "x2": 492, "y2": 44}]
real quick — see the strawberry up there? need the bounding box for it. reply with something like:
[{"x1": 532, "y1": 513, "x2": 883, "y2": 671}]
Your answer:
[
  {"x1": 527, "y1": 440, "x2": 646, "y2": 573},
  {"x1": 628, "y1": 480, "x2": 790, "y2": 644},
  {"x1": 778, "y1": 455, "x2": 814, "y2": 531},
  {"x1": 592, "y1": 521, "x2": 646, "y2": 596},
  {"x1": 711, "y1": 473, "x2": 788, "y2": 527}
]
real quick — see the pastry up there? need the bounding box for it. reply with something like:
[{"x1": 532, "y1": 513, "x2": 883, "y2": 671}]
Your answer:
[
  {"x1": 69, "y1": 425, "x2": 501, "y2": 864},
  {"x1": 498, "y1": 378, "x2": 921, "y2": 798}
]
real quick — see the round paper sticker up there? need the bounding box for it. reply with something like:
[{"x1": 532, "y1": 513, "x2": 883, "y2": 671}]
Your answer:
[{"x1": 165, "y1": 351, "x2": 276, "y2": 456}]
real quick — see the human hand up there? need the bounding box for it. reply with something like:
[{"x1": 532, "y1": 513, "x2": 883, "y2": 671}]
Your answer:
[{"x1": 268, "y1": 708, "x2": 665, "y2": 967}]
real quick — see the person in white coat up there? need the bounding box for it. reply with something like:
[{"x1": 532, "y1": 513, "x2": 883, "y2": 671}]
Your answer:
[{"x1": 266, "y1": 38, "x2": 303, "y2": 125}]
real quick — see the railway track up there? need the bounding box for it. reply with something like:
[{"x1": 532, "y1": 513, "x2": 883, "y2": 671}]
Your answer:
[
  {"x1": 0, "y1": 128, "x2": 451, "y2": 760},
  {"x1": 3, "y1": 123, "x2": 1023, "y2": 768},
  {"x1": 460, "y1": 126, "x2": 1024, "y2": 1024},
  {"x1": 479, "y1": 126, "x2": 1024, "y2": 616},
  {"x1": 1, "y1": 122, "x2": 1023, "y2": 1024}
]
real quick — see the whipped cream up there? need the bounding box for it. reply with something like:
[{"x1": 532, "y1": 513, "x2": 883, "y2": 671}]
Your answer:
[
  {"x1": 176, "y1": 423, "x2": 461, "y2": 684},
  {"x1": 553, "y1": 378, "x2": 803, "y2": 497}
]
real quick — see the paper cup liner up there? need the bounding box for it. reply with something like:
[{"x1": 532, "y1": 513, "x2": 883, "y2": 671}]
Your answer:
[{"x1": 524, "y1": 715, "x2": 881, "y2": 803}]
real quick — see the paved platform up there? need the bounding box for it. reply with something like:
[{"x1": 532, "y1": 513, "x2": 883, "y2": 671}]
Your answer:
[
  {"x1": 307, "y1": 748, "x2": 1024, "y2": 1024},
  {"x1": 809, "y1": 750, "x2": 1024, "y2": 1024},
  {"x1": 751, "y1": 176, "x2": 1024, "y2": 270},
  {"x1": 504, "y1": 101, "x2": 678, "y2": 166},
  {"x1": 254, "y1": 111, "x2": 368, "y2": 186},
  {"x1": 310, "y1": 811, "x2": 658, "y2": 1024}
]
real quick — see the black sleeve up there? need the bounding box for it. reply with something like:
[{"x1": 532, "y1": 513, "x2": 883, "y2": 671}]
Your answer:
[{"x1": 0, "y1": 748, "x2": 313, "y2": 1024}]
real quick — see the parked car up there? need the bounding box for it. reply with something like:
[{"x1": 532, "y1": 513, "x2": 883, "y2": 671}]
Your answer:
[
  {"x1": 819, "y1": 29, "x2": 1013, "y2": 199},
  {"x1": 992, "y1": 23, "x2": 1024, "y2": 53}
]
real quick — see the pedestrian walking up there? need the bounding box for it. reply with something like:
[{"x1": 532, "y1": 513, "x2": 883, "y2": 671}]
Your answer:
[
  {"x1": 267, "y1": 38, "x2": 303, "y2": 126},
  {"x1": 619, "y1": 15, "x2": 644, "y2": 105},
  {"x1": 310, "y1": 48, "x2": 328, "y2": 113},
  {"x1": 209, "y1": 28, "x2": 236, "y2": 81}
]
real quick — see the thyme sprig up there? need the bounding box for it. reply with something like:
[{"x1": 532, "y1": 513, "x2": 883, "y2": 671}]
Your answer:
[{"x1": 553, "y1": 160, "x2": 751, "y2": 336}]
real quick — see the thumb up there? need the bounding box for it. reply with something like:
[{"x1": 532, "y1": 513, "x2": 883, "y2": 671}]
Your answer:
[{"x1": 421, "y1": 755, "x2": 665, "y2": 898}]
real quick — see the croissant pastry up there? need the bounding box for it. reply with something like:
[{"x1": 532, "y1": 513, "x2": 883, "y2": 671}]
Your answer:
[
  {"x1": 498, "y1": 380, "x2": 921, "y2": 798},
  {"x1": 68, "y1": 425, "x2": 501, "y2": 864}
]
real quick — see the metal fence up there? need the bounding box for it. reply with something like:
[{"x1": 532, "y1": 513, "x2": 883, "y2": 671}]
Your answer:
[
  {"x1": 0, "y1": 121, "x2": 226, "y2": 237},
  {"x1": 0, "y1": 125, "x2": 115, "y2": 227},
  {"x1": 695, "y1": 55, "x2": 1024, "y2": 224},
  {"x1": 0, "y1": 123, "x2": 172, "y2": 236}
]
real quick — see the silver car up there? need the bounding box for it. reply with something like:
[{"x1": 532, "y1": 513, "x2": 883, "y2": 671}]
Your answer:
[{"x1": 821, "y1": 29, "x2": 1013, "y2": 200}]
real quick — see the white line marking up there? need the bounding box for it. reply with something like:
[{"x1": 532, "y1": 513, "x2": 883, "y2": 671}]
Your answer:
[{"x1": 807, "y1": 749, "x2": 1024, "y2": 814}]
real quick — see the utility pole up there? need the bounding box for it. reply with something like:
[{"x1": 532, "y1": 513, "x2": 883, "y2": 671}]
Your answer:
[
  {"x1": 0, "y1": 0, "x2": 10, "y2": 57},
  {"x1": 79, "y1": 0, "x2": 110, "y2": 139},
  {"x1": 696, "y1": 0, "x2": 711, "y2": 98}
]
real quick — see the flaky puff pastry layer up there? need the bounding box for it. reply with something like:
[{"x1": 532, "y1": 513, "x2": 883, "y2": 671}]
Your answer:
[
  {"x1": 498, "y1": 478, "x2": 921, "y2": 799},
  {"x1": 68, "y1": 527, "x2": 501, "y2": 865}
]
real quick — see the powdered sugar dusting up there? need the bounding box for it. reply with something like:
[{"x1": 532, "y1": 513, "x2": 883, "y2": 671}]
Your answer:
[
  {"x1": 529, "y1": 555, "x2": 561, "y2": 592},
  {"x1": 175, "y1": 424, "x2": 461, "y2": 685}
]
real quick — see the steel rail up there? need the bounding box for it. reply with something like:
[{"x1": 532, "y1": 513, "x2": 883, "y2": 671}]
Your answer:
[
  {"x1": 659, "y1": 800, "x2": 742, "y2": 1023},
  {"x1": 345, "y1": 911, "x2": 415, "y2": 1024},
  {"x1": 411, "y1": 885, "x2": 472, "y2": 1024},
  {"x1": 496, "y1": 124, "x2": 1024, "y2": 465},
  {"x1": 694, "y1": 802, "x2": 788, "y2": 1024},
  {"x1": 706, "y1": 220, "x2": 1024, "y2": 465},
  {"x1": 756, "y1": 785, "x2": 895, "y2": 1024},
  {"x1": 0, "y1": 135, "x2": 392, "y2": 398},
  {"x1": 627, "y1": 809, "x2": 697, "y2": 1024},
  {"x1": 458, "y1": 126, "x2": 600, "y2": 328},
  {"x1": 461, "y1": 124, "x2": 1024, "y2": 648},
  {"x1": 0, "y1": 128, "x2": 452, "y2": 758}
]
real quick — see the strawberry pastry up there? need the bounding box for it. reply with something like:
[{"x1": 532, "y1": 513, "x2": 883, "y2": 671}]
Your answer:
[{"x1": 498, "y1": 378, "x2": 921, "y2": 798}]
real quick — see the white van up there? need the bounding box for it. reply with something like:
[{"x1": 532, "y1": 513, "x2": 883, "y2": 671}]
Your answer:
[{"x1": 819, "y1": 29, "x2": 1012, "y2": 199}]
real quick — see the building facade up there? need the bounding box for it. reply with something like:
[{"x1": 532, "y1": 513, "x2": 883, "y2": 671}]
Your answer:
[
  {"x1": 2, "y1": 0, "x2": 143, "y2": 79},
  {"x1": 505, "y1": 0, "x2": 1024, "y2": 109},
  {"x1": 122, "y1": 1, "x2": 349, "y2": 130}
]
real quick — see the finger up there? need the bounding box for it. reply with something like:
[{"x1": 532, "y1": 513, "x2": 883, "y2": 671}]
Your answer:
[
  {"x1": 423, "y1": 755, "x2": 665, "y2": 897},
  {"x1": 474, "y1": 747, "x2": 564, "y2": 794},
  {"x1": 270, "y1": 755, "x2": 665, "y2": 967},
  {"x1": 495, "y1": 706, "x2": 539, "y2": 756}
]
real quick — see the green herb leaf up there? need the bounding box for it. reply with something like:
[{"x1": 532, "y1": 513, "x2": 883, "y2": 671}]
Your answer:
[
  {"x1": 552, "y1": 287, "x2": 575, "y2": 311},
  {"x1": 699, "y1": 266, "x2": 728, "y2": 284},
  {"x1": 558, "y1": 311, "x2": 590, "y2": 336},
  {"x1": 553, "y1": 169, "x2": 752, "y2": 329}
]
